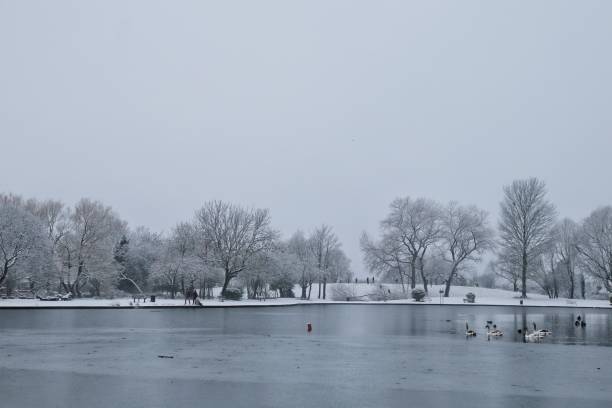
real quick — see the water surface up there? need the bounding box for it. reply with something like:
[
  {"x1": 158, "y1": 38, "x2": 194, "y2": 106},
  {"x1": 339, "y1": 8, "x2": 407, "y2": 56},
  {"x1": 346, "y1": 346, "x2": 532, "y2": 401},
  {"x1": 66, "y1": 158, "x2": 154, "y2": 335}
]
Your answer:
[{"x1": 1, "y1": 305, "x2": 611, "y2": 407}]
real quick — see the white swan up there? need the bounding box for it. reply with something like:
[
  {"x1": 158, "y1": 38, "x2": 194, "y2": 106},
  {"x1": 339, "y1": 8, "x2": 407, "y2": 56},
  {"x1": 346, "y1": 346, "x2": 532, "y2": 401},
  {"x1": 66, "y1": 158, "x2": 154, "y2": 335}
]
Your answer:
[{"x1": 533, "y1": 322, "x2": 552, "y2": 337}]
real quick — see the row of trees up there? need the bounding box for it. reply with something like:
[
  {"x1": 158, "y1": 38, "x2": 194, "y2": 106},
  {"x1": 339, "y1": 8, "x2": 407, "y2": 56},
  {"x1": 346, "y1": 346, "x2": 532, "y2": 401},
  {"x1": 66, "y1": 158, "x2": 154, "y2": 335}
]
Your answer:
[
  {"x1": 361, "y1": 199, "x2": 494, "y2": 297},
  {"x1": 362, "y1": 178, "x2": 612, "y2": 299},
  {"x1": 0, "y1": 195, "x2": 351, "y2": 299}
]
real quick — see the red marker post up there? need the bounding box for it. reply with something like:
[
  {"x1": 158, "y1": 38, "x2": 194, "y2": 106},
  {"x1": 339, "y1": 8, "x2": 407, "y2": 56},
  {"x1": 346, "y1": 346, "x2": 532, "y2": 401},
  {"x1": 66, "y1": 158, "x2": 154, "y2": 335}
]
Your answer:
[{"x1": 307, "y1": 322, "x2": 312, "y2": 333}]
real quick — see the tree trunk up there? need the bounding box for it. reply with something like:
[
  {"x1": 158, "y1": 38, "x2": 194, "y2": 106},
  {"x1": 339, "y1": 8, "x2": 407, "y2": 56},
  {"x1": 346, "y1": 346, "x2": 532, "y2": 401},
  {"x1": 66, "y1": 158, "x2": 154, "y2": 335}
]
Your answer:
[
  {"x1": 307, "y1": 282, "x2": 312, "y2": 300},
  {"x1": 410, "y1": 259, "x2": 416, "y2": 289},
  {"x1": 323, "y1": 277, "x2": 327, "y2": 299},
  {"x1": 418, "y1": 257, "x2": 428, "y2": 294},
  {"x1": 0, "y1": 263, "x2": 9, "y2": 288},
  {"x1": 221, "y1": 272, "x2": 231, "y2": 297},
  {"x1": 300, "y1": 284, "x2": 307, "y2": 300},
  {"x1": 521, "y1": 250, "x2": 528, "y2": 298},
  {"x1": 568, "y1": 265, "x2": 575, "y2": 299},
  {"x1": 444, "y1": 265, "x2": 457, "y2": 297},
  {"x1": 580, "y1": 274, "x2": 586, "y2": 299},
  {"x1": 317, "y1": 280, "x2": 321, "y2": 299}
]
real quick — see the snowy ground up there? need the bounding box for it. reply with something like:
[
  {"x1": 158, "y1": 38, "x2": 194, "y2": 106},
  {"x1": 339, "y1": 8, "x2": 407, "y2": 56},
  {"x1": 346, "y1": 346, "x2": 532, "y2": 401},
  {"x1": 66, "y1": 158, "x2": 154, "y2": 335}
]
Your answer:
[{"x1": 1, "y1": 284, "x2": 610, "y2": 308}]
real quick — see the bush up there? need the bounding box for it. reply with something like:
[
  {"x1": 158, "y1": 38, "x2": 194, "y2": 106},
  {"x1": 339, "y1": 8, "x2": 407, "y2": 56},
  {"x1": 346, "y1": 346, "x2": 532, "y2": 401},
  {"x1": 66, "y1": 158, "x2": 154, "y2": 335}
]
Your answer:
[
  {"x1": 464, "y1": 292, "x2": 476, "y2": 303},
  {"x1": 609, "y1": 292, "x2": 612, "y2": 305},
  {"x1": 331, "y1": 284, "x2": 359, "y2": 301},
  {"x1": 222, "y1": 287, "x2": 243, "y2": 300},
  {"x1": 411, "y1": 288, "x2": 426, "y2": 302},
  {"x1": 368, "y1": 285, "x2": 406, "y2": 301}
]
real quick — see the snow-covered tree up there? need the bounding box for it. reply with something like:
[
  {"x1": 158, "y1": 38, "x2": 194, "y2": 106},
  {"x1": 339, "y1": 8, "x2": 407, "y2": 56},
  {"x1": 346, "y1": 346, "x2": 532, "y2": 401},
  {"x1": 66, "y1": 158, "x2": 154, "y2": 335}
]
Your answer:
[
  {"x1": 308, "y1": 224, "x2": 340, "y2": 299},
  {"x1": 287, "y1": 231, "x2": 317, "y2": 299},
  {"x1": 57, "y1": 199, "x2": 126, "y2": 297},
  {"x1": 553, "y1": 218, "x2": 580, "y2": 298},
  {"x1": 439, "y1": 202, "x2": 494, "y2": 297},
  {"x1": 576, "y1": 206, "x2": 612, "y2": 292},
  {"x1": 380, "y1": 197, "x2": 442, "y2": 293},
  {"x1": 194, "y1": 201, "x2": 277, "y2": 296},
  {"x1": 498, "y1": 178, "x2": 556, "y2": 298},
  {"x1": 149, "y1": 224, "x2": 200, "y2": 298},
  {"x1": 360, "y1": 232, "x2": 410, "y2": 291},
  {"x1": 0, "y1": 203, "x2": 47, "y2": 290}
]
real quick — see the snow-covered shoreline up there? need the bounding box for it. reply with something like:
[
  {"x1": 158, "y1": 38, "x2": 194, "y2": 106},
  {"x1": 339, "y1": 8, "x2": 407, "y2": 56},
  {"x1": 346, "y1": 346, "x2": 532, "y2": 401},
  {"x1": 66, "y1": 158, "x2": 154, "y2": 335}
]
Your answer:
[{"x1": 1, "y1": 284, "x2": 611, "y2": 309}]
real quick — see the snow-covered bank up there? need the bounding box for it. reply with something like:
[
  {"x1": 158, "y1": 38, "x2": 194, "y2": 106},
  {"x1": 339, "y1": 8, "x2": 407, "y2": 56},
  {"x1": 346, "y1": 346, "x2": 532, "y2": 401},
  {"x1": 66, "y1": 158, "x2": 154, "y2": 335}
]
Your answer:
[{"x1": 1, "y1": 285, "x2": 610, "y2": 308}]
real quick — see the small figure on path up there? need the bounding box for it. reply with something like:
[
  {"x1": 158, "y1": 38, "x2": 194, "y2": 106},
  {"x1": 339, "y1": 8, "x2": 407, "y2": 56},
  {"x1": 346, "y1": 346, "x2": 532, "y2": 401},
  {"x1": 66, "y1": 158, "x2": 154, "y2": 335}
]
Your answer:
[{"x1": 185, "y1": 287, "x2": 195, "y2": 305}]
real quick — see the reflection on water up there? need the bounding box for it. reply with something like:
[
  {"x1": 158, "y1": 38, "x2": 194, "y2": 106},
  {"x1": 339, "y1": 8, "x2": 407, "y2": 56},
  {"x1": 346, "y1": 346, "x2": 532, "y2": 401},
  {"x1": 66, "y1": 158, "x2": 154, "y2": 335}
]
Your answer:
[{"x1": 0, "y1": 304, "x2": 610, "y2": 346}]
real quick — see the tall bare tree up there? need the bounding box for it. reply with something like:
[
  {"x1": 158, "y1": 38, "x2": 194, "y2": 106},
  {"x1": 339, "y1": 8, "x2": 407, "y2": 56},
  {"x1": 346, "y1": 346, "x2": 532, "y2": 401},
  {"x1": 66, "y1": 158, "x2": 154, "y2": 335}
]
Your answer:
[
  {"x1": 308, "y1": 225, "x2": 340, "y2": 299},
  {"x1": 439, "y1": 202, "x2": 494, "y2": 297},
  {"x1": 498, "y1": 178, "x2": 556, "y2": 298},
  {"x1": 553, "y1": 218, "x2": 580, "y2": 298},
  {"x1": 194, "y1": 201, "x2": 277, "y2": 296},
  {"x1": 360, "y1": 232, "x2": 409, "y2": 292},
  {"x1": 576, "y1": 206, "x2": 612, "y2": 292},
  {"x1": 287, "y1": 231, "x2": 316, "y2": 299},
  {"x1": 382, "y1": 197, "x2": 441, "y2": 293}
]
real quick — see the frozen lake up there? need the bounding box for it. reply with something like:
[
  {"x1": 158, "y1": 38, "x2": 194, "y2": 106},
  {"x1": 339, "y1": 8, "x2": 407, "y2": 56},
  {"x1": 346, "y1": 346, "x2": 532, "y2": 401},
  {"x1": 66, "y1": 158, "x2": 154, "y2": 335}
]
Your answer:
[{"x1": 1, "y1": 305, "x2": 611, "y2": 407}]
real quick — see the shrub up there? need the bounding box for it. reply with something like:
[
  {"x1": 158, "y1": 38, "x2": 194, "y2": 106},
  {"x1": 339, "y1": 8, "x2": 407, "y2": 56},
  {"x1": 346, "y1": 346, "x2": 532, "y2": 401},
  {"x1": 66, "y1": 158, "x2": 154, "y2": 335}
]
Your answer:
[
  {"x1": 331, "y1": 284, "x2": 359, "y2": 301},
  {"x1": 222, "y1": 287, "x2": 243, "y2": 300},
  {"x1": 464, "y1": 292, "x2": 476, "y2": 303},
  {"x1": 411, "y1": 288, "x2": 426, "y2": 302},
  {"x1": 368, "y1": 285, "x2": 406, "y2": 301}
]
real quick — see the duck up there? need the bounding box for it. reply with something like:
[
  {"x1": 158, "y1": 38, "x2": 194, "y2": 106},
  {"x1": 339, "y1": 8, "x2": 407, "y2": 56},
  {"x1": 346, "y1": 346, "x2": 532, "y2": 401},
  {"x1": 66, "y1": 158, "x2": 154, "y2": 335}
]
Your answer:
[
  {"x1": 485, "y1": 324, "x2": 503, "y2": 337},
  {"x1": 465, "y1": 322, "x2": 477, "y2": 337},
  {"x1": 575, "y1": 315, "x2": 586, "y2": 328}
]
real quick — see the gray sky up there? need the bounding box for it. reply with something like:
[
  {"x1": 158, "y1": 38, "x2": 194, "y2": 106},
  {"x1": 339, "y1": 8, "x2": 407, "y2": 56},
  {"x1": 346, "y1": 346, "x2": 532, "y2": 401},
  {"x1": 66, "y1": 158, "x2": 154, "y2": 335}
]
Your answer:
[{"x1": 1, "y1": 1, "x2": 611, "y2": 276}]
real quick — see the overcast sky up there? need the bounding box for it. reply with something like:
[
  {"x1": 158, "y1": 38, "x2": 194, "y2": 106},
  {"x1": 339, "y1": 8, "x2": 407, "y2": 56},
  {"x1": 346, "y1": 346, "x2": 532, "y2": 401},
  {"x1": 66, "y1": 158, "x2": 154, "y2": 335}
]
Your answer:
[{"x1": 1, "y1": 1, "x2": 611, "y2": 276}]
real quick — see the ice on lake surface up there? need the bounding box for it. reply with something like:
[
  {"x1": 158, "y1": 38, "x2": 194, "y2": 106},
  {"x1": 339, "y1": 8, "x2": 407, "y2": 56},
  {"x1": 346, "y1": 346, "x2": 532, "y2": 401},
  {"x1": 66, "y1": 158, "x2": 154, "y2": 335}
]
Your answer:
[{"x1": 1, "y1": 305, "x2": 611, "y2": 408}]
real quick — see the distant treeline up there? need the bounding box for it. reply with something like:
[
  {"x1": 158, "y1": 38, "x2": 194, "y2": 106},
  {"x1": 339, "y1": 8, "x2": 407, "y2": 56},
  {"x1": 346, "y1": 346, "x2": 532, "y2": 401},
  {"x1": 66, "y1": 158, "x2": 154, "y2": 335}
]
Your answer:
[
  {"x1": 2, "y1": 177, "x2": 611, "y2": 301},
  {"x1": 0, "y1": 196, "x2": 351, "y2": 299},
  {"x1": 362, "y1": 178, "x2": 612, "y2": 299}
]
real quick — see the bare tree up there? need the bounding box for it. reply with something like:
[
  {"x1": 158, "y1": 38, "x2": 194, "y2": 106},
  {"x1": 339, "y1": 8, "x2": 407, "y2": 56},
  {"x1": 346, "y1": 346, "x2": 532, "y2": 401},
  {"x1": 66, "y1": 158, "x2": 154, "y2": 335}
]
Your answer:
[
  {"x1": 553, "y1": 218, "x2": 580, "y2": 298},
  {"x1": 326, "y1": 247, "x2": 352, "y2": 284},
  {"x1": 492, "y1": 248, "x2": 521, "y2": 291},
  {"x1": 287, "y1": 231, "x2": 316, "y2": 299},
  {"x1": 498, "y1": 178, "x2": 556, "y2": 298},
  {"x1": 360, "y1": 232, "x2": 409, "y2": 292},
  {"x1": 382, "y1": 197, "x2": 442, "y2": 293},
  {"x1": 439, "y1": 202, "x2": 494, "y2": 297},
  {"x1": 531, "y1": 242, "x2": 561, "y2": 298},
  {"x1": 575, "y1": 206, "x2": 612, "y2": 292},
  {"x1": 194, "y1": 201, "x2": 277, "y2": 296},
  {"x1": 308, "y1": 224, "x2": 340, "y2": 299},
  {"x1": 0, "y1": 203, "x2": 46, "y2": 289}
]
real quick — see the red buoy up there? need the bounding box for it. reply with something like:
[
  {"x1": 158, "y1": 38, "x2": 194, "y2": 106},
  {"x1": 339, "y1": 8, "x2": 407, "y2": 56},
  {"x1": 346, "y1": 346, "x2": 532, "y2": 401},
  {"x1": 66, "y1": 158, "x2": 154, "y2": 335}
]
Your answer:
[{"x1": 307, "y1": 323, "x2": 312, "y2": 333}]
